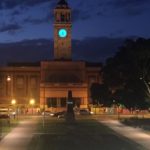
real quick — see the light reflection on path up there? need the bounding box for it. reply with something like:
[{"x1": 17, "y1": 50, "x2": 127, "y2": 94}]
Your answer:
[{"x1": 99, "y1": 119, "x2": 150, "y2": 150}]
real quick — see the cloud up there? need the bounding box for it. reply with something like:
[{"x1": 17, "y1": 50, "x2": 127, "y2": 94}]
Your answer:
[
  {"x1": 0, "y1": 39, "x2": 53, "y2": 65},
  {"x1": 0, "y1": 37, "x2": 125, "y2": 65},
  {"x1": 112, "y1": 0, "x2": 149, "y2": 8},
  {"x1": 0, "y1": 0, "x2": 101, "y2": 25},
  {"x1": 0, "y1": 23, "x2": 21, "y2": 33},
  {"x1": 23, "y1": 15, "x2": 50, "y2": 24},
  {"x1": 72, "y1": 9, "x2": 91, "y2": 22},
  {"x1": 72, "y1": 9, "x2": 80, "y2": 22},
  {"x1": 0, "y1": 0, "x2": 52, "y2": 9},
  {"x1": 108, "y1": 0, "x2": 150, "y2": 16},
  {"x1": 72, "y1": 37, "x2": 125, "y2": 62},
  {"x1": 73, "y1": 0, "x2": 150, "y2": 18},
  {"x1": 74, "y1": 0, "x2": 108, "y2": 18},
  {"x1": 11, "y1": 9, "x2": 21, "y2": 16},
  {"x1": 96, "y1": 11, "x2": 105, "y2": 17}
]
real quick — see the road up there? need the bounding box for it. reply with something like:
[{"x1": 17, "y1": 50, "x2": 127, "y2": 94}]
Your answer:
[{"x1": 0, "y1": 116, "x2": 149, "y2": 150}]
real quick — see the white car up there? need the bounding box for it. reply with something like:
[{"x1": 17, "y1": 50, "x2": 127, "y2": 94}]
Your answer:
[{"x1": 42, "y1": 111, "x2": 54, "y2": 116}]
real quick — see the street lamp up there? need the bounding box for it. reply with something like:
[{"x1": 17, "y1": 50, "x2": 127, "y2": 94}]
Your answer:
[
  {"x1": 7, "y1": 75, "x2": 15, "y2": 102},
  {"x1": 42, "y1": 84, "x2": 46, "y2": 128},
  {"x1": 7, "y1": 76, "x2": 11, "y2": 98},
  {"x1": 11, "y1": 99, "x2": 16, "y2": 119},
  {"x1": 30, "y1": 99, "x2": 35, "y2": 115},
  {"x1": 11, "y1": 99, "x2": 16, "y2": 105},
  {"x1": 7, "y1": 76, "x2": 11, "y2": 82}
]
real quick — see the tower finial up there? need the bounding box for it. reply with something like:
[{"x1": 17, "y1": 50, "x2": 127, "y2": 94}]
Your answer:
[{"x1": 57, "y1": 0, "x2": 68, "y2": 7}]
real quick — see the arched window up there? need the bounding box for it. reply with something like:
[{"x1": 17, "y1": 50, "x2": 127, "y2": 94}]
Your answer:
[{"x1": 61, "y1": 13, "x2": 65, "y2": 22}]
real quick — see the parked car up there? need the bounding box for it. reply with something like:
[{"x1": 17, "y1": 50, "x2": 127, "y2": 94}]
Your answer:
[
  {"x1": 42, "y1": 111, "x2": 54, "y2": 116},
  {"x1": 0, "y1": 108, "x2": 10, "y2": 119},
  {"x1": 0, "y1": 114, "x2": 10, "y2": 119},
  {"x1": 77, "y1": 109, "x2": 92, "y2": 115},
  {"x1": 54, "y1": 111, "x2": 66, "y2": 118},
  {"x1": 42, "y1": 111, "x2": 66, "y2": 118}
]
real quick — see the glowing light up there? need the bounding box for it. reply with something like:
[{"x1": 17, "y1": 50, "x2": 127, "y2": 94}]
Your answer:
[
  {"x1": 30, "y1": 99, "x2": 35, "y2": 105},
  {"x1": 7, "y1": 76, "x2": 11, "y2": 81},
  {"x1": 11, "y1": 99, "x2": 16, "y2": 105},
  {"x1": 58, "y1": 29, "x2": 67, "y2": 38}
]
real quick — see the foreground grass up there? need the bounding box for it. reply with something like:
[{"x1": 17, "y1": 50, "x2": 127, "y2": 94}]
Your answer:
[
  {"x1": 28, "y1": 116, "x2": 144, "y2": 150},
  {"x1": 0, "y1": 118, "x2": 19, "y2": 139},
  {"x1": 121, "y1": 117, "x2": 150, "y2": 131}
]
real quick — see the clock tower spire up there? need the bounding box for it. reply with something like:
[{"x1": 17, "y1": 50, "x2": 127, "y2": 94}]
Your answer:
[{"x1": 54, "y1": 0, "x2": 72, "y2": 60}]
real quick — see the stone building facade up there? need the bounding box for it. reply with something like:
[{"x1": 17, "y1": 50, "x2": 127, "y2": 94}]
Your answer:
[{"x1": 0, "y1": 0, "x2": 101, "y2": 112}]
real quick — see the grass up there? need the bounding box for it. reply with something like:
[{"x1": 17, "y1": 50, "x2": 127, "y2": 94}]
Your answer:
[
  {"x1": 121, "y1": 117, "x2": 150, "y2": 131},
  {"x1": 0, "y1": 118, "x2": 19, "y2": 139}
]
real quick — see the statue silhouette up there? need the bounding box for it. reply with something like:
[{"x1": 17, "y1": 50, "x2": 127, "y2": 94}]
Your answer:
[{"x1": 65, "y1": 90, "x2": 75, "y2": 122}]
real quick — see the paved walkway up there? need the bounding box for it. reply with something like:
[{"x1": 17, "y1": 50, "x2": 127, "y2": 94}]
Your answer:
[
  {"x1": 99, "y1": 119, "x2": 150, "y2": 150},
  {"x1": 0, "y1": 117, "x2": 38, "y2": 150},
  {"x1": 1, "y1": 116, "x2": 150, "y2": 150}
]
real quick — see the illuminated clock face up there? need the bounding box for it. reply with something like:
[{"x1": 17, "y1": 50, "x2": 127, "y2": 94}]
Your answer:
[{"x1": 58, "y1": 29, "x2": 67, "y2": 38}]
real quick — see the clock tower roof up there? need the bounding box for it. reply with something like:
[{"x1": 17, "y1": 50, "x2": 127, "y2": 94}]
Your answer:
[{"x1": 56, "y1": 0, "x2": 69, "y2": 8}]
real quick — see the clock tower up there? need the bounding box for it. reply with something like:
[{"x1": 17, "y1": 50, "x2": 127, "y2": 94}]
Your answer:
[{"x1": 54, "y1": 0, "x2": 72, "y2": 60}]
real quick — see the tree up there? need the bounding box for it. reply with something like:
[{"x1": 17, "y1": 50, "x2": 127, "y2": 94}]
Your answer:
[
  {"x1": 103, "y1": 38, "x2": 150, "y2": 109},
  {"x1": 112, "y1": 80, "x2": 149, "y2": 109},
  {"x1": 90, "y1": 83, "x2": 111, "y2": 106}
]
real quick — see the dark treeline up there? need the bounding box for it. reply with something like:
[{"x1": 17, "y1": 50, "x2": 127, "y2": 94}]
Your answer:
[{"x1": 91, "y1": 38, "x2": 150, "y2": 110}]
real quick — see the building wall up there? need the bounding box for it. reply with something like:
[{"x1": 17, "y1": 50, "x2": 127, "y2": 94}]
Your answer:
[
  {"x1": 40, "y1": 61, "x2": 101, "y2": 110},
  {"x1": 0, "y1": 66, "x2": 40, "y2": 109},
  {"x1": 40, "y1": 83, "x2": 88, "y2": 111},
  {"x1": 0, "y1": 1, "x2": 102, "y2": 112},
  {"x1": 0, "y1": 62, "x2": 101, "y2": 112},
  {"x1": 41, "y1": 61, "x2": 86, "y2": 83}
]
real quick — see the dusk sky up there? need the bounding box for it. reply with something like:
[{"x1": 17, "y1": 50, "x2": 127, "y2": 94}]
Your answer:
[{"x1": 0, "y1": 0, "x2": 150, "y2": 65}]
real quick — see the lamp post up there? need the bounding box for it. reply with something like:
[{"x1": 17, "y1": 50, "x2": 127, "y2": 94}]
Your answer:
[
  {"x1": 0, "y1": 118, "x2": 2, "y2": 140},
  {"x1": 113, "y1": 100, "x2": 116, "y2": 115},
  {"x1": 7, "y1": 76, "x2": 11, "y2": 100},
  {"x1": 30, "y1": 99, "x2": 35, "y2": 115},
  {"x1": 42, "y1": 85, "x2": 46, "y2": 128},
  {"x1": 11, "y1": 99, "x2": 16, "y2": 119},
  {"x1": 7, "y1": 75, "x2": 15, "y2": 103}
]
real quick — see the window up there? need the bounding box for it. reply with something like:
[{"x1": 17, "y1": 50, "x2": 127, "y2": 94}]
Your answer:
[
  {"x1": 0, "y1": 76, "x2": 3, "y2": 88},
  {"x1": 47, "y1": 98, "x2": 57, "y2": 108},
  {"x1": 30, "y1": 77, "x2": 37, "y2": 88},
  {"x1": 60, "y1": 98, "x2": 66, "y2": 107},
  {"x1": 16, "y1": 76, "x2": 24, "y2": 88},
  {"x1": 61, "y1": 14, "x2": 65, "y2": 22},
  {"x1": 89, "y1": 75, "x2": 96, "y2": 84},
  {"x1": 74, "y1": 98, "x2": 81, "y2": 107}
]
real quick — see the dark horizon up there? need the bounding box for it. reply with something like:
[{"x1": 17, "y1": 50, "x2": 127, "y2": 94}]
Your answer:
[{"x1": 0, "y1": 36, "x2": 126, "y2": 66}]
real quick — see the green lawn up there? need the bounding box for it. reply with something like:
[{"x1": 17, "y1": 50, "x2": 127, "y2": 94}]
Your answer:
[
  {"x1": 121, "y1": 117, "x2": 150, "y2": 131},
  {"x1": 0, "y1": 118, "x2": 19, "y2": 139}
]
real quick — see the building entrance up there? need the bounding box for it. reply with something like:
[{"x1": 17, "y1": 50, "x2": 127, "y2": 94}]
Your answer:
[{"x1": 46, "y1": 97, "x2": 82, "y2": 112}]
